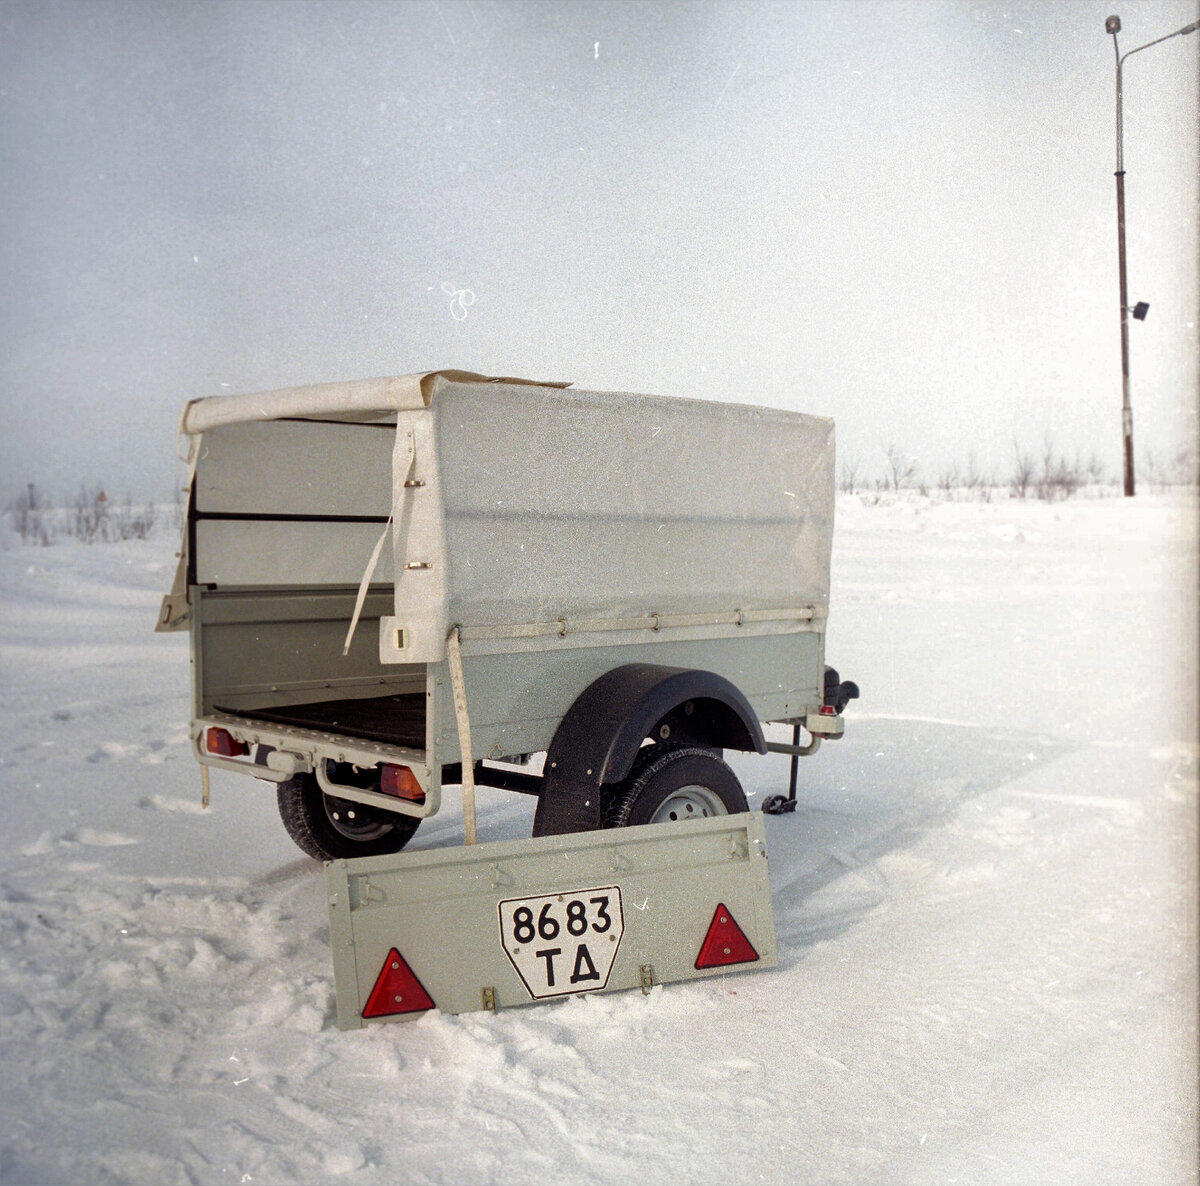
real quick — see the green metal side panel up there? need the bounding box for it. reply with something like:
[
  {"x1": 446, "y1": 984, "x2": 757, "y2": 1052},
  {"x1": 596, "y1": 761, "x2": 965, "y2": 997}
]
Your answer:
[{"x1": 327, "y1": 812, "x2": 777, "y2": 1029}]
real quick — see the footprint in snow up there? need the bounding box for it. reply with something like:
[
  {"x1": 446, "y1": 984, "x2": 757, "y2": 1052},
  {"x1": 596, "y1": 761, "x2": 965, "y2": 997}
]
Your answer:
[
  {"x1": 139, "y1": 795, "x2": 210, "y2": 815},
  {"x1": 86, "y1": 743, "x2": 137, "y2": 763},
  {"x1": 65, "y1": 828, "x2": 140, "y2": 848},
  {"x1": 20, "y1": 828, "x2": 139, "y2": 854},
  {"x1": 19, "y1": 832, "x2": 56, "y2": 857}
]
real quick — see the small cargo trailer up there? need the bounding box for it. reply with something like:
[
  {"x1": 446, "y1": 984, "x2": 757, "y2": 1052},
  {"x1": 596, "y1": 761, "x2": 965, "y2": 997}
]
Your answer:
[{"x1": 159, "y1": 370, "x2": 857, "y2": 862}]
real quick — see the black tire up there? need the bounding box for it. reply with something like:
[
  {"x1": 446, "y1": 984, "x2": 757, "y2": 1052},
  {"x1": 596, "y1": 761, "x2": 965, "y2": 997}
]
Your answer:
[
  {"x1": 604, "y1": 745, "x2": 748, "y2": 828},
  {"x1": 276, "y1": 771, "x2": 420, "y2": 861}
]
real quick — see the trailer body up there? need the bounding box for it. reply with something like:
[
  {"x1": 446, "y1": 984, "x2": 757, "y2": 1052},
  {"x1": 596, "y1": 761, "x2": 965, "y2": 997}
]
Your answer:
[{"x1": 161, "y1": 371, "x2": 854, "y2": 858}]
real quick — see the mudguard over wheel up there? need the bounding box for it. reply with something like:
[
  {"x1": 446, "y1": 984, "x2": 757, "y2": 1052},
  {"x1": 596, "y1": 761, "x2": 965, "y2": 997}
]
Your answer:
[
  {"x1": 277, "y1": 771, "x2": 420, "y2": 861},
  {"x1": 604, "y1": 745, "x2": 749, "y2": 828},
  {"x1": 533, "y1": 663, "x2": 767, "y2": 836}
]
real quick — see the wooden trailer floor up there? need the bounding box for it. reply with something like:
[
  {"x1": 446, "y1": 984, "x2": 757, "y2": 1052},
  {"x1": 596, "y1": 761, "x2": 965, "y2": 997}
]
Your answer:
[{"x1": 222, "y1": 693, "x2": 426, "y2": 748}]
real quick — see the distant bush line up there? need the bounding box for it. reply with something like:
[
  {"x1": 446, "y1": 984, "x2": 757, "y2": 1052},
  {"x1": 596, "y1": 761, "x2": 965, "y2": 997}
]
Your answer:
[
  {"x1": 4, "y1": 483, "x2": 182, "y2": 546},
  {"x1": 840, "y1": 440, "x2": 1198, "y2": 504}
]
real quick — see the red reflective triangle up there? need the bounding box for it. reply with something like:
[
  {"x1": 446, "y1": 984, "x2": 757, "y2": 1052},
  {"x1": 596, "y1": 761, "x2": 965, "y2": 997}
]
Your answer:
[
  {"x1": 362, "y1": 947, "x2": 435, "y2": 1018},
  {"x1": 695, "y1": 902, "x2": 760, "y2": 969}
]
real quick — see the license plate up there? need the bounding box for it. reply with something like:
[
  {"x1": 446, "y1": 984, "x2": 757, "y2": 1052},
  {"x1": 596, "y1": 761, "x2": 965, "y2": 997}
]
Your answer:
[{"x1": 498, "y1": 886, "x2": 624, "y2": 999}]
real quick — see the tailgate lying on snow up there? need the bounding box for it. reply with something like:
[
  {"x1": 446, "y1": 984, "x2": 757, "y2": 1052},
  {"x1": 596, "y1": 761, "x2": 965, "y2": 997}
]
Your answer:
[{"x1": 326, "y1": 812, "x2": 777, "y2": 1028}]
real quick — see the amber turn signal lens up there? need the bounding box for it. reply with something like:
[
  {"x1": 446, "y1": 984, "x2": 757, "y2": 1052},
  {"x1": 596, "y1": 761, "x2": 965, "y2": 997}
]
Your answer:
[{"x1": 380, "y1": 764, "x2": 425, "y2": 803}]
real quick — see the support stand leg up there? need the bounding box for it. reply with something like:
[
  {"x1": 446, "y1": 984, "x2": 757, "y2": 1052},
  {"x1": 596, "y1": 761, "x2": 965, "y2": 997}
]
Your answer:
[{"x1": 763, "y1": 723, "x2": 801, "y2": 815}]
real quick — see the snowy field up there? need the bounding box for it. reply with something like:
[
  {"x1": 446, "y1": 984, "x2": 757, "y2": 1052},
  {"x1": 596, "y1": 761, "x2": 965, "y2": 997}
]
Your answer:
[{"x1": 0, "y1": 492, "x2": 1196, "y2": 1185}]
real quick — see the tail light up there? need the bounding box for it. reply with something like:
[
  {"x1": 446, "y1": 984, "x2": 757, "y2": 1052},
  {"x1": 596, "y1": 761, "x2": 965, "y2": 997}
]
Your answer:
[
  {"x1": 206, "y1": 727, "x2": 248, "y2": 757},
  {"x1": 381, "y1": 764, "x2": 425, "y2": 803}
]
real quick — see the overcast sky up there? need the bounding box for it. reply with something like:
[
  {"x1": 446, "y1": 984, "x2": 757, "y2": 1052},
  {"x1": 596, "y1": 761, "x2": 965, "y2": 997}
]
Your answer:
[{"x1": 2, "y1": 0, "x2": 1197, "y2": 500}]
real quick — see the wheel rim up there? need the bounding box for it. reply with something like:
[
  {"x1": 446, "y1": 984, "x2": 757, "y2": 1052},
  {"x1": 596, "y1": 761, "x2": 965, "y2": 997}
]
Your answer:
[
  {"x1": 648, "y1": 783, "x2": 728, "y2": 824},
  {"x1": 322, "y1": 793, "x2": 393, "y2": 842}
]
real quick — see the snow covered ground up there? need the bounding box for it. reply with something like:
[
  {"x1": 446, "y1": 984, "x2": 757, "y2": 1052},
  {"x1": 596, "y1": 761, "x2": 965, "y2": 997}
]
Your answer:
[{"x1": 0, "y1": 492, "x2": 1195, "y2": 1185}]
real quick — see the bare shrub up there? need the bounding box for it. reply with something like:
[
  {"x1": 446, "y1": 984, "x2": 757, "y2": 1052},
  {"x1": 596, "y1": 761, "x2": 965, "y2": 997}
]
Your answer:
[
  {"x1": 883, "y1": 443, "x2": 919, "y2": 492},
  {"x1": 1083, "y1": 452, "x2": 1108, "y2": 488},
  {"x1": 1138, "y1": 450, "x2": 1170, "y2": 493},
  {"x1": 839, "y1": 458, "x2": 860, "y2": 495},
  {"x1": 7, "y1": 484, "x2": 164, "y2": 545},
  {"x1": 69, "y1": 486, "x2": 159, "y2": 542},
  {"x1": 962, "y1": 453, "x2": 992, "y2": 502},
  {"x1": 937, "y1": 464, "x2": 959, "y2": 497},
  {"x1": 1173, "y1": 441, "x2": 1200, "y2": 488},
  {"x1": 932, "y1": 454, "x2": 991, "y2": 502},
  {"x1": 1011, "y1": 445, "x2": 1035, "y2": 500},
  {"x1": 72, "y1": 485, "x2": 110, "y2": 543},
  {"x1": 9, "y1": 483, "x2": 55, "y2": 545},
  {"x1": 1140, "y1": 445, "x2": 1200, "y2": 492},
  {"x1": 112, "y1": 496, "x2": 157, "y2": 541},
  {"x1": 1035, "y1": 443, "x2": 1083, "y2": 502}
]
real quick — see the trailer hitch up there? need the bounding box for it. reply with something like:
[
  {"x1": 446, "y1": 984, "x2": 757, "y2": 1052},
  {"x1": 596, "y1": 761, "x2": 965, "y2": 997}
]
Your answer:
[{"x1": 762, "y1": 670, "x2": 859, "y2": 816}]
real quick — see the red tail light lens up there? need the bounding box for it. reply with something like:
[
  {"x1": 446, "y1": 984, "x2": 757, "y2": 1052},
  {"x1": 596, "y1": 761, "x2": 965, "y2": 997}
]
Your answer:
[
  {"x1": 818, "y1": 705, "x2": 837, "y2": 716},
  {"x1": 206, "y1": 727, "x2": 248, "y2": 757},
  {"x1": 381, "y1": 764, "x2": 425, "y2": 803}
]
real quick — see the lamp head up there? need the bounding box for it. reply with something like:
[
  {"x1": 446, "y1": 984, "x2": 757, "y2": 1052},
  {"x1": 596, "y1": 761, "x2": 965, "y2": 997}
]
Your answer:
[{"x1": 1105, "y1": 14, "x2": 1121, "y2": 34}]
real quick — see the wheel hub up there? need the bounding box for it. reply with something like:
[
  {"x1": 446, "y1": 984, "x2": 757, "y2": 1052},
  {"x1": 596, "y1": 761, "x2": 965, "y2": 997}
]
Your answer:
[
  {"x1": 648, "y1": 783, "x2": 727, "y2": 824},
  {"x1": 323, "y1": 794, "x2": 393, "y2": 841}
]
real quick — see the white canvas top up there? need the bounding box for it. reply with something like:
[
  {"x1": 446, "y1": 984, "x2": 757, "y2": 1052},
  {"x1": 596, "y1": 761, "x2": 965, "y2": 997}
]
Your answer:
[
  {"x1": 173, "y1": 373, "x2": 837, "y2": 666},
  {"x1": 180, "y1": 371, "x2": 571, "y2": 435}
]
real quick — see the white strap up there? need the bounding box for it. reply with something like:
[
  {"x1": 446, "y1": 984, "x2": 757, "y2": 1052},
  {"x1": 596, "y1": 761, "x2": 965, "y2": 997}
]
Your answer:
[
  {"x1": 176, "y1": 401, "x2": 200, "y2": 464},
  {"x1": 156, "y1": 426, "x2": 205, "y2": 633},
  {"x1": 340, "y1": 517, "x2": 392, "y2": 656},
  {"x1": 446, "y1": 625, "x2": 477, "y2": 845},
  {"x1": 340, "y1": 425, "x2": 416, "y2": 656}
]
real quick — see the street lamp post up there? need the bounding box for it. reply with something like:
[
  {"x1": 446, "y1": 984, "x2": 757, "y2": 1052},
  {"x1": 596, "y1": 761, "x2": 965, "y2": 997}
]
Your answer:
[{"x1": 1106, "y1": 13, "x2": 1199, "y2": 497}]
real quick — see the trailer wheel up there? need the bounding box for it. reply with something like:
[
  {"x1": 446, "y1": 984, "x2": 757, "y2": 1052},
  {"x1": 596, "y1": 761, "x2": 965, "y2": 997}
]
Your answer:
[
  {"x1": 604, "y1": 745, "x2": 748, "y2": 828},
  {"x1": 276, "y1": 772, "x2": 420, "y2": 861}
]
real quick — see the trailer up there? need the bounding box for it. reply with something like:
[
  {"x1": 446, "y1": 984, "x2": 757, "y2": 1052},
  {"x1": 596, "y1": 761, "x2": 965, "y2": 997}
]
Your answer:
[{"x1": 159, "y1": 369, "x2": 857, "y2": 865}]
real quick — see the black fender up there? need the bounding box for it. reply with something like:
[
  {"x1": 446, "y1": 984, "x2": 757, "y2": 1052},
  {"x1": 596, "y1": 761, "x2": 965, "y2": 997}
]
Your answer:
[{"x1": 531, "y1": 664, "x2": 767, "y2": 837}]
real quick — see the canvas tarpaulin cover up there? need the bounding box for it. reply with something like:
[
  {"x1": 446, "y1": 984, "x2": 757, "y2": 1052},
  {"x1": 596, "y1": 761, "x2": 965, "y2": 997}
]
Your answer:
[{"x1": 163, "y1": 373, "x2": 835, "y2": 669}]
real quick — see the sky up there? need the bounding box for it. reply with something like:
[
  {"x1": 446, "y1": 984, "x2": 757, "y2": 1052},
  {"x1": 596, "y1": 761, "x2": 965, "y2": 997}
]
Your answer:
[{"x1": 1, "y1": 0, "x2": 1197, "y2": 501}]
